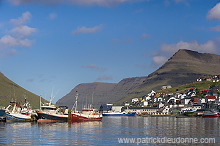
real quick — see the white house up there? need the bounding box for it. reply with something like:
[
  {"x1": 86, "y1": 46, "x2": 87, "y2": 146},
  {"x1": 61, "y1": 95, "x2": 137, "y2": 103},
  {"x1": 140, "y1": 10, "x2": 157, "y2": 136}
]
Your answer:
[
  {"x1": 148, "y1": 90, "x2": 156, "y2": 97},
  {"x1": 182, "y1": 98, "x2": 192, "y2": 105},
  {"x1": 143, "y1": 101, "x2": 148, "y2": 106},
  {"x1": 132, "y1": 98, "x2": 139, "y2": 103},
  {"x1": 111, "y1": 105, "x2": 124, "y2": 112}
]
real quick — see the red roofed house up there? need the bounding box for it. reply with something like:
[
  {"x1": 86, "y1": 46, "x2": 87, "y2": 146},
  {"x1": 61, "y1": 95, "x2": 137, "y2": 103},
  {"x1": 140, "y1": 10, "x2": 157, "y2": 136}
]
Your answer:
[
  {"x1": 206, "y1": 96, "x2": 216, "y2": 102},
  {"x1": 193, "y1": 98, "x2": 199, "y2": 104}
]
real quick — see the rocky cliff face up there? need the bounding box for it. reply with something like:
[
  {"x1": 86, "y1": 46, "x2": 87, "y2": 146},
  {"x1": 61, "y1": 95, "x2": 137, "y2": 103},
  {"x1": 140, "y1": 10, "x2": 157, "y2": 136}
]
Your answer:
[
  {"x1": 56, "y1": 82, "x2": 116, "y2": 109},
  {"x1": 56, "y1": 49, "x2": 220, "y2": 107},
  {"x1": 56, "y1": 77, "x2": 147, "y2": 109}
]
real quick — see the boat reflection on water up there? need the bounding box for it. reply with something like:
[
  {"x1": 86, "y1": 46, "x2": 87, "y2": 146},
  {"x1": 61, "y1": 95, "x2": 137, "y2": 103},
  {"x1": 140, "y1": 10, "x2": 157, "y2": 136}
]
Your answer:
[{"x1": 0, "y1": 117, "x2": 219, "y2": 145}]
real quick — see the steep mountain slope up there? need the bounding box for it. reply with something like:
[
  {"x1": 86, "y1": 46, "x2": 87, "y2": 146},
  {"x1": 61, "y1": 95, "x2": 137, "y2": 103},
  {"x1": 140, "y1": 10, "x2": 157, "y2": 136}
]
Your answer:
[
  {"x1": 0, "y1": 72, "x2": 47, "y2": 109},
  {"x1": 56, "y1": 77, "x2": 147, "y2": 109},
  {"x1": 56, "y1": 82, "x2": 117, "y2": 109},
  {"x1": 57, "y1": 49, "x2": 220, "y2": 107},
  {"x1": 118, "y1": 49, "x2": 220, "y2": 103}
]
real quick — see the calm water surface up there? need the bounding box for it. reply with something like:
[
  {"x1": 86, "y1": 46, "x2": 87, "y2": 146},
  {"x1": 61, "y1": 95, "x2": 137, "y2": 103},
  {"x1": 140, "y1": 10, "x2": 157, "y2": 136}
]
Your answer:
[{"x1": 0, "y1": 116, "x2": 219, "y2": 145}]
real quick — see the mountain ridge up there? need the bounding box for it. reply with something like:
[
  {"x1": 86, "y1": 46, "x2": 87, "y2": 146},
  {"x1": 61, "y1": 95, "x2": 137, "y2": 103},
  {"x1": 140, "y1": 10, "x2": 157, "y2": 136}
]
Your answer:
[{"x1": 56, "y1": 49, "x2": 220, "y2": 108}]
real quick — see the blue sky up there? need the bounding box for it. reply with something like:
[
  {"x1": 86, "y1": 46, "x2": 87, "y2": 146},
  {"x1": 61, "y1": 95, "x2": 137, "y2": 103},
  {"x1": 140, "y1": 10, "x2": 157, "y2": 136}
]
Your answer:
[{"x1": 0, "y1": 0, "x2": 220, "y2": 102}]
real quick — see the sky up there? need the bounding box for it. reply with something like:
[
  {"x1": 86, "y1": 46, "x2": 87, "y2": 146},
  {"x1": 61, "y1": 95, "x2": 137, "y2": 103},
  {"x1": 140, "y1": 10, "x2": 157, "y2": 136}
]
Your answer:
[{"x1": 0, "y1": 0, "x2": 220, "y2": 103}]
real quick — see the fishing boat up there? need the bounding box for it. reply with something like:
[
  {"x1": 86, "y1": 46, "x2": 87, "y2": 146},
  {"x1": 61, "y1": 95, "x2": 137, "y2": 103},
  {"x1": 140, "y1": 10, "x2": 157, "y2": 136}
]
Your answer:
[
  {"x1": 71, "y1": 92, "x2": 102, "y2": 122},
  {"x1": 5, "y1": 101, "x2": 35, "y2": 122},
  {"x1": 202, "y1": 110, "x2": 219, "y2": 118},
  {"x1": 102, "y1": 111, "x2": 136, "y2": 116},
  {"x1": 37, "y1": 96, "x2": 68, "y2": 123}
]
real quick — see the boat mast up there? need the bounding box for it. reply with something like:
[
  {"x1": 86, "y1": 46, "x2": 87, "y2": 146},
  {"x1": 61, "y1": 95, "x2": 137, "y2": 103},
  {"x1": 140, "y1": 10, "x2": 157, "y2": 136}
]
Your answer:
[
  {"x1": 40, "y1": 96, "x2": 42, "y2": 110},
  {"x1": 91, "y1": 91, "x2": 94, "y2": 108},
  {"x1": 75, "y1": 92, "x2": 78, "y2": 112}
]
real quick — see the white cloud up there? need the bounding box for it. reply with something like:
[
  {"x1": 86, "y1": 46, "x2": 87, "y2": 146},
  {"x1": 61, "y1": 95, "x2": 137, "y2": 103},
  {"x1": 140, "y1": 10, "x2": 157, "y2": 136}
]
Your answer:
[
  {"x1": 73, "y1": 24, "x2": 103, "y2": 35},
  {"x1": 11, "y1": 25, "x2": 37, "y2": 37},
  {"x1": 10, "y1": 11, "x2": 31, "y2": 26},
  {"x1": 0, "y1": 11, "x2": 36, "y2": 57},
  {"x1": 161, "y1": 41, "x2": 217, "y2": 55},
  {"x1": 8, "y1": 0, "x2": 134, "y2": 6},
  {"x1": 207, "y1": 2, "x2": 220, "y2": 20},
  {"x1": 152, "y1": 40, "x2": 218, "y2": 66},
  {"x1": 8, "y1": 0, "x2": 63, "y2": 5},
  {"x1": 69, "y1": 0, "x2": 131, "y2": 7},
  {"x1": 0, "y1": 35, "x2": 32, "y2": 48},
  {"x1": 153, "y1": 56, "x2": 168, "y2": 66}
]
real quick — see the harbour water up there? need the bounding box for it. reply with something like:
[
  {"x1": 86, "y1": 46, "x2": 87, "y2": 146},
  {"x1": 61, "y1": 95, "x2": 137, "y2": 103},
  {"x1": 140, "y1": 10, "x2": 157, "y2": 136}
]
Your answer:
[{"x1": 0, "y1": 116, "x2": 219, "y2": 145}]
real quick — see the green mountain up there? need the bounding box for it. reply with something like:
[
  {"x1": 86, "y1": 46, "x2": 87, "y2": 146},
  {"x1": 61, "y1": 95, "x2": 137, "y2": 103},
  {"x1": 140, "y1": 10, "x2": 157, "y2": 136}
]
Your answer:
[
  {"x1": 117, "y1": 49, "x2": 220, "y2": 103},
  {"x1": 57, "y1": 49, "x2": 220, "y2": 107},
  {"x1": 0, "y1": 72, "x2": 47, "y2": 109}
]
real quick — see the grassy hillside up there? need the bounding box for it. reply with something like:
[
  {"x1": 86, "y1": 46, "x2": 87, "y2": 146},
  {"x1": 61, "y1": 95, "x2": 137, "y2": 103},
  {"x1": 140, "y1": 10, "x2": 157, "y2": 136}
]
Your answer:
[
  {"x1": 157, "y1": 81, "x2": 220, "y2": 94},
  {"x1": 0, "y1": 72, "x2": 47, "y2": 109},
  {"x1": 116, "y1": 81, "x2": 220, "y2": 103}
]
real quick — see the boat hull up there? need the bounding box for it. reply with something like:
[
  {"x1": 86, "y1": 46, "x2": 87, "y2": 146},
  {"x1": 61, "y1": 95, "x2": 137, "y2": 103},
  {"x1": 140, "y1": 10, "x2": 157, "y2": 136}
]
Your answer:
[
  {"x1": 71, "y1": 113, "x2": 102, "y2": 122},
  {"x1": 102, "y1": 112, "x2": 136, "y2": 116},
  {"x1": 0, "y1": 109, "x2": 6, "y2": 122},
  {"x1": 0, "y1": 109, "x2": 6, "y2": 117},
  {"x1": 37, "y1": 112, "x2": 68, "y2": 123},
  {"x1": 202, "y1": 113, "x2": 219, "y2": 118},
  {"x1": 6, "y1": 113, "x2": 32, "y2": 122}
]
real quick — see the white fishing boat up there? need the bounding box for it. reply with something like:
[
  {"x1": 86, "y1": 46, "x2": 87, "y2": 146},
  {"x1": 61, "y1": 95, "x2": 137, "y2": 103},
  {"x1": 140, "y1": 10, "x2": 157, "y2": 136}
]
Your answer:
[
  {"x1": 5, "y1": 101, "x2": 35, "y2": 122},
  {"x1": 102, "y1": 111, "x2": 136, "y2": 116}
]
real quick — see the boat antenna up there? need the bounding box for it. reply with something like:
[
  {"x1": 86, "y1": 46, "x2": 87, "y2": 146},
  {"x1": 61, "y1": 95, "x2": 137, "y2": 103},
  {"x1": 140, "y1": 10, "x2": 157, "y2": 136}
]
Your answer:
[{"x1": 49, "y1": 89, "x2": 54, "y2": 106}]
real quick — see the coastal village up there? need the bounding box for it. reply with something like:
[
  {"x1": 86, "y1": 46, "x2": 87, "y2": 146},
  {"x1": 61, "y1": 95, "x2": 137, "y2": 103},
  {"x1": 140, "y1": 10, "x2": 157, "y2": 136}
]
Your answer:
[
  {"x1": 106, "y1": 75, "x2": 220, "y2": 117},
  {"x1": 1, "y1": 75, "x2": 220, "y2": 122}
]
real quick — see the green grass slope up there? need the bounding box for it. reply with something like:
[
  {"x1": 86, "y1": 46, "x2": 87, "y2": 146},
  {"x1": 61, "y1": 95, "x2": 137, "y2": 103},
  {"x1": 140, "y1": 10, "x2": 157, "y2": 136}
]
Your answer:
[
  {"x1": 0, "y1": 72, "x2": 47, "y2": 109},
  {"x1": 157, "y1": 81, "x2": 220, "y2": 94}
]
